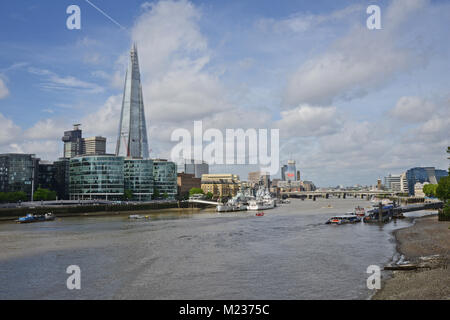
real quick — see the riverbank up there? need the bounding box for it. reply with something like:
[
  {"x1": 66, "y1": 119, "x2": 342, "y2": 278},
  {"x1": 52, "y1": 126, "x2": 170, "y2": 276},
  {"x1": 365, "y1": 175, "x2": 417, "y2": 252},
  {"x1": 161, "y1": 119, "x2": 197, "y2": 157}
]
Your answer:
[
  {"x1": 0, "y1": 201, "x2": 205, "y2": 221},
  {"x1": 373, "y1": 215, "x2": 450, "y2": 299}
]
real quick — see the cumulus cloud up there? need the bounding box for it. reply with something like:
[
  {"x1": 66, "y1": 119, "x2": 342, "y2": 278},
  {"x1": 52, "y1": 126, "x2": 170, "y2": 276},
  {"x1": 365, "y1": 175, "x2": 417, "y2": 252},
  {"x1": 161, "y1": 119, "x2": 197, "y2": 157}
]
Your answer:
[
  {"x1": 0, "y1": 113, "x2": 21, "y2": 144},
  {"x1": 23, "y1": 118, "x2": 68, "y2": 140},
  {"x1": 275, "y1": 105, "x2": 341, "y2": 137},
  {"x1": 389, "y1": 96, "x2": 436, "y2": 122},
  {"x1": 283, "y1": 0, "x2": 428, "y2": 106}
]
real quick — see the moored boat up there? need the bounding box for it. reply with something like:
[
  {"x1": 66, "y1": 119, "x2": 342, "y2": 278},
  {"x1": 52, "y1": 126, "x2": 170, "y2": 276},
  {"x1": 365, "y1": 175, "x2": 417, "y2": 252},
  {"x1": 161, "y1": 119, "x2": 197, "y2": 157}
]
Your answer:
[{"x1": 325, "y1": 214, "x2": 361, "y2": 225}]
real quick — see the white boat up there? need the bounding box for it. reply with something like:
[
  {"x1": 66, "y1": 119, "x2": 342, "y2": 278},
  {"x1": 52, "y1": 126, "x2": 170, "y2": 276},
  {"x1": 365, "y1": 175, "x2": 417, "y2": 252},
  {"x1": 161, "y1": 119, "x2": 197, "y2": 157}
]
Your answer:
[{"x1": 247, "y1": 199, "x2": 275, "y2": 210}]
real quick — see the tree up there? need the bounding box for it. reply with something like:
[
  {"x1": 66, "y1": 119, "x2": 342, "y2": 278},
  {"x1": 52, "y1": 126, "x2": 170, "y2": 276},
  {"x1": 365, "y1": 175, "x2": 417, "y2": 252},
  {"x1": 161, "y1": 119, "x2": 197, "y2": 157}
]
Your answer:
[
  {"x1": 436, "y1": 176, "x2": 450, "y2": 202},
  {"x1": 423, "y1": 184, "x2": 438, "y2": 197},
  {"x1": 163, "y1": 192, "x2": 168, "y2": 199},
  {"x1": 205, "y1": 192, "x2": 213, "y2": 200},
  {"x1": 123, "y1": 189, "x2": 133, "y2": 201},
  {"x1": 153, "y1": 189, "x2": 160, "y2": 199},
  {"x1": 189, "y1": 187, "x2": 204, "y2": 196},
  {"x1": 33, "y1": 188, "x2": 56, "y2": 201}
]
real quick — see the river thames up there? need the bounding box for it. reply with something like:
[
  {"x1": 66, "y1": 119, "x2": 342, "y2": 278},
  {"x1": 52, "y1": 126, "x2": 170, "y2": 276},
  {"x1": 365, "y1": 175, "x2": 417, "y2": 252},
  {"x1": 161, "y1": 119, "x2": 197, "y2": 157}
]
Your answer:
[{"x1": 0, "y1": 198, "x2": 432, "y2": 299}]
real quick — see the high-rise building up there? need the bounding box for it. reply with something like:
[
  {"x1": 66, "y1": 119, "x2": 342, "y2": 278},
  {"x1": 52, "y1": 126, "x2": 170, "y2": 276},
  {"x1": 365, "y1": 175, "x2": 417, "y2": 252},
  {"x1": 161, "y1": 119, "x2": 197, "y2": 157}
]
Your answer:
[
  {"x1": 116, "y1": 44, "x2": 149, "y2": 159},
  {"x1": 83, "y1": 136, "x2": 106, "y2": 156},
  {"x1": 384, "y1": 174, "x2": 401, "y2": 191},
  {"x1": 178, "y1": 159, "x2": 209, "y2": 178},
  {"x1": 281, "y1": 160, "x2": 296, "y2": 181},
  {"x1": 153, "y1": 159, "x2": 177, "y2": 199},
  {"x1": 62, "y1": 124, "x2": 83, "y2": 158},
  {"x1": 54, "y1": 158, "x2": 70, "y2": 200},
  {"x1": 405, "y1": 167, "x2": 448, "y2": 195},
  {"x1": 400, "y1": 172, "x2": 409, "y2": 194},
  {"x1": 0, "y1": 153, "x2": 38, "y2": 199},
  {"x1": 123, "y1": 159, "x2": 154, "y2": 201},
  {"x1": 37, "y1": 161, "x2": 55, "y2": 190},
  {"x1": 62, "y1": 125, "x2": 107, "y2": 158},
  {"x1": 177, "y1": 173, "x2": 201, "y2": 198}
]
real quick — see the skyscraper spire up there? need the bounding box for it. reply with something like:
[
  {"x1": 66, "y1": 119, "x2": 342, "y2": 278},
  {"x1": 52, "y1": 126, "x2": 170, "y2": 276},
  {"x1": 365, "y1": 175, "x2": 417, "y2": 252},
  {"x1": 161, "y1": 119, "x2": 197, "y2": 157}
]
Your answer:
[{"x1": 116, "y1": 44, "x2": 149, "y2": 159}]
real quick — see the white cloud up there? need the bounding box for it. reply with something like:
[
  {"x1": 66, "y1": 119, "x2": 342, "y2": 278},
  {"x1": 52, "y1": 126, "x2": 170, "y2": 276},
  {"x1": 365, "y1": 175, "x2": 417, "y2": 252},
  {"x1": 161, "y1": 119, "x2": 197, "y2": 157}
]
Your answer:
[
  {"x1": 389, "y1": 96, "x2": 435, "y2": 122},
  {"x1": 28, "y1": 67, "x2": 104, "y2": 93},
  {"x1": 0, "y1": 78, "x2": 9, "y2": 99},
  {"x1": 275, "y1": 105, "x2": 341, "y2": 137},
  {"x1": 283, "y1": 0, "x2": 428, "y2": 106},
  {"x1": 0, "y1": 113, "x2": 21, "y2": 144},
  {"x1": 23, "y1": 118, "x2": 67, "y2": 140}
]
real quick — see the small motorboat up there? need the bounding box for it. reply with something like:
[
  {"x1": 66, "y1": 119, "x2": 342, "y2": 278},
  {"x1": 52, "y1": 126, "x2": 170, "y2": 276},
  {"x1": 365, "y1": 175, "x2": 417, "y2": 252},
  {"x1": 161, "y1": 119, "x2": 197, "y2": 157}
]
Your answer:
[
  {"x1": 325, "y1": 214, "x2": 361, "y2": 225},
  {"x1": 354, "y1": 206, "x2": 365, "y2": 217},
  {"x1": 16, "y1": 213, "x2": 55, "y2": 223},
  {"x1": 128, "y1": 215, "x2": 149, "y2": 219},
  {"x1": 255, "y1": 212, "x2": 264, "y2": 216},
  {"x1": 16, "y1": 213, "x2": 36, "y2": 223}
]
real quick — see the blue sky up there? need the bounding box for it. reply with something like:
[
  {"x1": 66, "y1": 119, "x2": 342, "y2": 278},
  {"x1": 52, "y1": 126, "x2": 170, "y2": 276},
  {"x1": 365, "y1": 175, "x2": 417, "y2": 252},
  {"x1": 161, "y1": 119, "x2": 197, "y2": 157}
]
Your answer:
[{"x1": 0, "y1": 0, "x2": 449, "y2": 186}]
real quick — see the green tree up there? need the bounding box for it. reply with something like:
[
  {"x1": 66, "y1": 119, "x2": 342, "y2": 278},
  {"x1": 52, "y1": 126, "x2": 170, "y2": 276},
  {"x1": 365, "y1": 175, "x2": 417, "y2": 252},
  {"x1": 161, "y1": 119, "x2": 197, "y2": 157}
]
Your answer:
[
  {"x1": 163, "y1": 192, "x2": 168, "y2": 199},
  {"x1": 123, "y1": 189, "x2": 133, "y2": 200},
  {"x1": 33, "y1": 188, "x2": 56, "y2": 201},
  {"x1": 189, "y1": 187, "x2": 204, "y2": 196},
  {"x1": 153, "y1": 189, "x2": 160, "y2": 199},
  {"x1": 423, "y1": 184, "x2": 438, "y2": 197},
  {"x1": 436, "y1": 176, "x2": 450, "y2": 202},
  {"x1": 205, "y1": 192, "x2": 213, "y2": 200}
]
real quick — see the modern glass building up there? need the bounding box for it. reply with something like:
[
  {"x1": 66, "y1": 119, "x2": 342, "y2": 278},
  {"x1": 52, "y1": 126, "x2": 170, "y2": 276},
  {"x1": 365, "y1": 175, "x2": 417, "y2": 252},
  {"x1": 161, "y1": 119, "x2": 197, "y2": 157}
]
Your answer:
[
  {"x1": 281, "y1": 160, "x2": 296, "y2": 181},
  {"x1": 124, "y1": 159, "x2": 154, "y2": 201},
  {"x1": 405, "y1": 167, "x2": 448, "y2": 196},
  {"x1": 0, "y1": 153, "x2": 37, "y2": 199},
  {"x1": 69, "y1": 155, "x2": 124, "y2": 200},
  {"x1": 116, "y1": 44, "x2": 149, "y2": 159},
  {"x1": 153, "y1": 159, "x2": 177, "y2": 199}
]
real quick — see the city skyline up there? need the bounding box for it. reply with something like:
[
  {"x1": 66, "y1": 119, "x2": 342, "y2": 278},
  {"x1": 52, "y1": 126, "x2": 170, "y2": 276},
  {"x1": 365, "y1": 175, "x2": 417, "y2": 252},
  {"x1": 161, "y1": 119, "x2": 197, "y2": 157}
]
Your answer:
[{"x1": 0, "y1": 0, "x2": 449, "y2": 186}]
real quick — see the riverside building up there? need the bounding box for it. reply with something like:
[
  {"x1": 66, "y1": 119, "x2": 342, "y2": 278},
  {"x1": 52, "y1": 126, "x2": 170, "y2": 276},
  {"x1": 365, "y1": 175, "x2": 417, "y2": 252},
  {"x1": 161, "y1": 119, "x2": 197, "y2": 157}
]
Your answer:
[{"x1": 69, "y1": 155, "x2": 124, "y2": 200}]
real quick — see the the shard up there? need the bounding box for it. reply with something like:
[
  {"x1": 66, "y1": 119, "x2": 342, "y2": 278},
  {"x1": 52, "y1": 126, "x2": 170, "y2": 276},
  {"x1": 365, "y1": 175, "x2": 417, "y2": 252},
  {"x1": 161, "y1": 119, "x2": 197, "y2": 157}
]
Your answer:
[{"x1": 115, "y1": 44, "x2": 149, "y2": 159}]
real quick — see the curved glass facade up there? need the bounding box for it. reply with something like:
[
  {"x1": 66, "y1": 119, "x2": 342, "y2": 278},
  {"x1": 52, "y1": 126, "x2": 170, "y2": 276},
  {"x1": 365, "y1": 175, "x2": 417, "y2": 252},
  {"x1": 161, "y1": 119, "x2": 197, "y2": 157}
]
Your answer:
[
  {"x1": 69, "y1": 156, "x2": 124, "y2": 200},
  {"x1": 124, "y1": 159, "x2": 154, "y2": 201},
  {"x1": 153, "y1": 160, "x2": 177, "y2": 199}
]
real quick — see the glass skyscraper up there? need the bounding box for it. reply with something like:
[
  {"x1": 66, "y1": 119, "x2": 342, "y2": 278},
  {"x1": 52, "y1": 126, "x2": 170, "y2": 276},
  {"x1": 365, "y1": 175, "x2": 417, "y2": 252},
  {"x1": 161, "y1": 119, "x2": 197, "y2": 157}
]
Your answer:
[
  {"x1": 405, "y1": 167, "x2": 448, "y2": 196},
  {"x1": 153, "y1": 159, "x2": 177, "y2": 199},
  {"x1": 69, "y1": 155, "x2": 124, "y2": 200},
  {"x1": 124, "y1": 159, "x2": 154, "y2": 201},
  {"x1": 115, "y1": 44, "x2": 149, "y2": 159}
]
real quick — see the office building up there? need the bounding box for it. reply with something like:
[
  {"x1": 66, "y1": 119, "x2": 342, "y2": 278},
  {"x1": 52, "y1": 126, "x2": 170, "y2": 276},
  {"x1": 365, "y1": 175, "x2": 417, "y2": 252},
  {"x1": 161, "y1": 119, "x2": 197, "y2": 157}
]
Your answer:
[
  {"x1": 384, "y1": 174, "x2": 401, "y2": 191},
  {"x1": 83, "y1": 136, "x2": 106, "y2": 156},
  {"x1": 123, "y1": 158, "x2": 154, "y2": 201},
  {"x1": 201, "y1": 174, "x2": 241, "y2": 199},
  {"x1": 54, "y1": 158, "x2": 70, "y2": 200},
  {"x1": 116, "y1": 44, "x2": 149, "y2": 159},
  {"x1": 62, "y1": 124, "x2": 83, "y2": 158},
  {"x1": 69, "y1": 155, "x2": 124, "y2": 200},
  {"x1": 153, "y1": 159, "x2": 177, "y2": 199},
  {"x1": 281, "y1": 160, "x2": 296, "y2": 181},
  {"x1": 0, "y1": 153, "x2": 38, "y2": 199},
  {"x1": 406, "y1": 167, "x2": 448, "y2": 196},
  {"x1": 178, "y1": 159, "x2": 209, "y2": 178},
  {"x1": 37, "y1": 160, "x2": 55, "y2": 190},
  {"x1": 62, "y1": 125, "x2": 107, "y2": 158}
]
